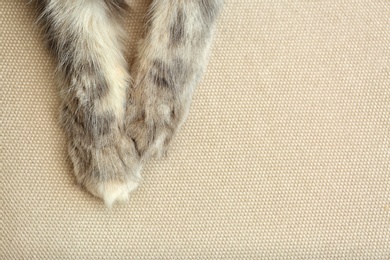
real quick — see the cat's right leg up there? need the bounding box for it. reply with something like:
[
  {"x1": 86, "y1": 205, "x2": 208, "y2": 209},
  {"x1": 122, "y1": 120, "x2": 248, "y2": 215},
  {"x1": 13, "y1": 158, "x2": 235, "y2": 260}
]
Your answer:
[
  {"x1": 125, "y1": 0, "x2": 223, "y2": 160},
  {"x1": 38, "y1": 0, "x2": 140, "y2": 206}
]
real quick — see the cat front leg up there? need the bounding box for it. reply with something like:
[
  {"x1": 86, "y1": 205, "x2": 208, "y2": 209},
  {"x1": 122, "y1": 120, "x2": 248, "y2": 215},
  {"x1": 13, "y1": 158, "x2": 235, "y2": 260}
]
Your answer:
[
  {"x1": 126, "y1": 0, "x2": 223, "y2": 160},
  {"x1": 39, "y1": 0, "x2": 140, "y2": 206}
]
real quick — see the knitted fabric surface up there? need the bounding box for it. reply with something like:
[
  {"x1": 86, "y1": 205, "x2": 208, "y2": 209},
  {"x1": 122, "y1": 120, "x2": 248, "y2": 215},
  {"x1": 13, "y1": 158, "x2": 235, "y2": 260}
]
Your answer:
[{"x1": 2, "y1": 1, "x2": 389, "y2": 258}]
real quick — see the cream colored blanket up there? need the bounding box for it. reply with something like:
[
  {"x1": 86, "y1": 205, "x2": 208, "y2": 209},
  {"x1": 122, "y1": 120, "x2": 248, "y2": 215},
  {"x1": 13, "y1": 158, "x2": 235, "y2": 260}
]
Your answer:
[{"x1": 2, "y1": 1, "x2": 389, "y2": 258}]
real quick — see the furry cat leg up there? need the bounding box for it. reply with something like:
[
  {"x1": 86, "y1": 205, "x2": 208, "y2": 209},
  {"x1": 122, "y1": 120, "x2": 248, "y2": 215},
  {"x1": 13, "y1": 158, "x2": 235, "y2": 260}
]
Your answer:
[
  {"x1": 126, "y1": 0, "x2": 223, "y2": 159},
  {"x1": 39, "y1": 0, "x2": 140, "y2": 206}
]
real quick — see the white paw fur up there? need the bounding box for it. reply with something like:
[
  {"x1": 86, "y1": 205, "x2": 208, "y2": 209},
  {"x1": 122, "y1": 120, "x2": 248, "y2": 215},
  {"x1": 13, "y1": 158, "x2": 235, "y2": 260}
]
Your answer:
[{"x1": 86, "y1": 179, "x2": 140, "y2": 207}]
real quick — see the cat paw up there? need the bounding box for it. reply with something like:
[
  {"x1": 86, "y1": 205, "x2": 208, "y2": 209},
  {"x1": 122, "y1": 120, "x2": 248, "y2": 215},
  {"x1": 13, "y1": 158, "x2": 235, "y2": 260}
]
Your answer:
[
  {"x1": 126, "y1": 109, "x2": 177, "y2": 160},
  {"x1": 68, "y1": 135, "x2": 142, "y2": 207}
]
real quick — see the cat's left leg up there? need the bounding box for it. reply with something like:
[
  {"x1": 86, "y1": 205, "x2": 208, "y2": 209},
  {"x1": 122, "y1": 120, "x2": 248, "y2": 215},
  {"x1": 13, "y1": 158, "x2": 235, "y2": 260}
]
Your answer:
[{"x1": 38, "y1": 0, "x2": 141, "y2": 206}]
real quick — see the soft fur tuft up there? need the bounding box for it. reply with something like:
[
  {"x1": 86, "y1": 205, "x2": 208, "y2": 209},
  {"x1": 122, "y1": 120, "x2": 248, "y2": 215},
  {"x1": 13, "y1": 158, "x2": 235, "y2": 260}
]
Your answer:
[{"x1": 86, "y1": 179, "x2": 140, "y2": 207}]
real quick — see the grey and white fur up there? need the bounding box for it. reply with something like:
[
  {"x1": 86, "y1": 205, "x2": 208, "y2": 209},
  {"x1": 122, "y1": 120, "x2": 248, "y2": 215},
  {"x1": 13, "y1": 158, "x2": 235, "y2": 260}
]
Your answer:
[{"x1": 36, "y1": 0, "x2": 223, "y2": 206}]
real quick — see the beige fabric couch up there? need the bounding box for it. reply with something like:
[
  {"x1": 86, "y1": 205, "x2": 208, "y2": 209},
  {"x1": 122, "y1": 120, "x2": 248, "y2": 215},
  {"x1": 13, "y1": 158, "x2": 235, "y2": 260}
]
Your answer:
[{"x1": 2, "y1": 1, "x2": 389, "y2": 258}]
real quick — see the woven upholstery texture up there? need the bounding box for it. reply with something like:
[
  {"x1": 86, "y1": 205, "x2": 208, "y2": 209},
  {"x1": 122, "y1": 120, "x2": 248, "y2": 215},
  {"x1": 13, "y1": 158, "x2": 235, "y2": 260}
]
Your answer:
[{"x1": 2, "y1": 1, "x2": 389, "y2": 259}]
